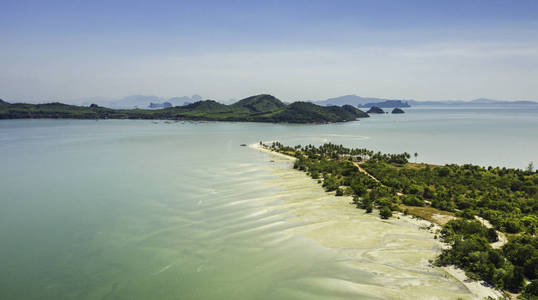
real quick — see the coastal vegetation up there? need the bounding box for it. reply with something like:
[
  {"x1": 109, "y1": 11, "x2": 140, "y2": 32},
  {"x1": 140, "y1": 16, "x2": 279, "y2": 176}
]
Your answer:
[
  {"x1": 0, "y1": 95, "x2": 369, "y2": 124},
  {"x1": 264, "y1": 141, "x2": 538, "y2": 297}
]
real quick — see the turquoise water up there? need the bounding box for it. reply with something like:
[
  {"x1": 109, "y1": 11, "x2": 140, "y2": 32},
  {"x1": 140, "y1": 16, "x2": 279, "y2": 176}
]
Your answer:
[{"x1": 0, "y1": 106, "x2": 536, "y2": 299}]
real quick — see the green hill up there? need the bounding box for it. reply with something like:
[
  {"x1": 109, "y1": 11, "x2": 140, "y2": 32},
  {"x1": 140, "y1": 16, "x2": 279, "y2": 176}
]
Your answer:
[
  {"x1": 256, "y1": 102, "x2": 355, "y2": 123},
  {"x1": 182, "y1": 100, "x2": 229, "y2": 112},
  {"x1": 231, "y1": 94, "x2": 285, "y2": 112},
  {"x1": 0, "y1": 94, "x2": 370, "y2": 123}
]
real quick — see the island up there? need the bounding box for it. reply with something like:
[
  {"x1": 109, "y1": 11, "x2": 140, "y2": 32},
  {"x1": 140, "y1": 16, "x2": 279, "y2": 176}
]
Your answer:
[
  {"x1": 366, "y1": 106, "x2": 385, "y2": 114},
  {"x1": 0, "y1": 94, "x2": 370, "y2": 124},
  {"x1": 392, "y1": 108, "x2": 405, "y2": 114},
  {"x1": 262, "y1": 141, "x2": 538, "y2": 298}
]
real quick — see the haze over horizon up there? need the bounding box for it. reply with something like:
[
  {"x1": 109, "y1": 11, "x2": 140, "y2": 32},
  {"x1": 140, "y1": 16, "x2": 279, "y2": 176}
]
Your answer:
[{"x1": 2, "y1": 0, "x2": 538, "y2": 103}]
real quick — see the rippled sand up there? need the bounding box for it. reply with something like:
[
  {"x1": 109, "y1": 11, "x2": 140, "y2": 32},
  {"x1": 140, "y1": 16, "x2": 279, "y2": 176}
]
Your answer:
[{"x1": 254, "y1": 144, "x2": 502, "y2": 299}]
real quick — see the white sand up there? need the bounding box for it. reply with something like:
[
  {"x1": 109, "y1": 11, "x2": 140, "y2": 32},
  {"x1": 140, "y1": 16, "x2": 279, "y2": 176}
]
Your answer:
[
  {"x1": 444, "y1": 266, "x2": 503, "y2": 299},
  {"x1": 249, "y1": 142, "x2": 297, "y2": 161}
]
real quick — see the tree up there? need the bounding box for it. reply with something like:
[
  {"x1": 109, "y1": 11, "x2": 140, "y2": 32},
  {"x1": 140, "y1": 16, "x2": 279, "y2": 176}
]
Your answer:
[
  {"x1": 336, "y1": 188, "x2": 344, "y2": 196},
  {"x1": 504, "y1": 266, "x2": 525, "y2": 292},
  {"x1": 523, "y1": 279, "x2": 538, "y2": 298},
  {"x1": 366, "y1": 202, "x2": 373, "y2": 213},
  {"x1": 527, "y1": 161, "x2": 535, "y2": 173},
  {"x1": 380, "y1": 206, "x2": 392, "y2": 219},
  {"x1": 414, "y1": 152, "x2": 418, "y2": 163}
]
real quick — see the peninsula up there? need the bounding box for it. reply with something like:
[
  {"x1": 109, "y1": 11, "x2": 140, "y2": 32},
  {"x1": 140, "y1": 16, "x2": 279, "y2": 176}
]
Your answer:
[
  {"x1": 0, "y1": 95, "x2": 369, "y2": 124},
  {"x1": 262, "y1": 141, "x2": 538, "y2": 298}
]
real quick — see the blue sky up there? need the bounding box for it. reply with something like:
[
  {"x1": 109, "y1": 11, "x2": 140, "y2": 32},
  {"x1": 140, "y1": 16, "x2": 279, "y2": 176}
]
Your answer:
[{"x1": 2, "y1": 0, "x2": 538, "y2": 102}]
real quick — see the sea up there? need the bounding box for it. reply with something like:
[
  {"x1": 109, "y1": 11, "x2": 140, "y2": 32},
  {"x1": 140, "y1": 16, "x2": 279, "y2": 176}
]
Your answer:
[{"x1": 1, "y1": 105, "x2": 537, "y2": 299}]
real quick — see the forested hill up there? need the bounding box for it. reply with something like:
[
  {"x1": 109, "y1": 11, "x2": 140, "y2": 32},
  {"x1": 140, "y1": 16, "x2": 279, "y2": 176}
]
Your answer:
[{"x1": 0, "y1": 94, "x2": 369, "y2": 124}]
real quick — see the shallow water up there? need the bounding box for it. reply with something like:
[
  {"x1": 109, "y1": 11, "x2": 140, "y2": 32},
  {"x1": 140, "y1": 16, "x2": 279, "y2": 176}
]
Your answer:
[{"x1": 0, "y1": 106, "x2": 536, "y2": 299}]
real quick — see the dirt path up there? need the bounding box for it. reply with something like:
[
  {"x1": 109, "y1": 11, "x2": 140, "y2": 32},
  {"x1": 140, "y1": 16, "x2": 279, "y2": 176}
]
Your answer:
[
  {"x1": 474, "y1": 215, "x2": 508, "y2": 248},
  {"x1": 352, "y1": 162, "x2": 380, "y2": 183}
]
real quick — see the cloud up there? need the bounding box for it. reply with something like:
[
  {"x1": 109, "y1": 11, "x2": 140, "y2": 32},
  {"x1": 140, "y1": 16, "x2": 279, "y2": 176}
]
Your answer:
[{"x1": 394, "y1": 42, "x2": 538, "y2": 59}]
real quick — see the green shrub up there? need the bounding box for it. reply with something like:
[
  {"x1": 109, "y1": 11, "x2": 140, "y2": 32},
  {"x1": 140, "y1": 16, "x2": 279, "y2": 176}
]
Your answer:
[
  {"x1": 380, "y1": 206, "x2": 392, "y2": 219},
  {"x1": 522, "y1": 279, "x2": 538, "y2": 299},
  {"x1": 402, "y1": 195, "x2": 424, "y2": 206}
]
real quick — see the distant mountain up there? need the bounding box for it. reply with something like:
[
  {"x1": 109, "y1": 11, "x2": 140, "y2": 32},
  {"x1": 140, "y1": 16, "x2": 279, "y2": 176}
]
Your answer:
[
  {"x1": 406, "y1": 100, "x2": 457, "y2": 105},
  {"x1": 358, "y1": 100, "x2": 410, "y2": 108},
  {"x1": 311, "y1": 95, "x2": 405, "y2": 106},
  {"x1": 407, "y1": 99, "x2": 538, "y2": 106},
  {"x1": 469, "y1": 98, "x2": 538, "y2": 105},
  {"x1": 167, "y1": 96, "x2": 191, "y2": 106},
  {"x1": 148, "y1": 102, "x2": 172, "y2": 109},
  {"x1": 470, "y1": 98, "x2": 500, "y2": 104},
  {"x1": 167, "y1": 95, "x2": 202, "y2": 106},
  {"x1": 312, "y1": 95, "x2": 538, "y2": 107},
  {"x1": 0, "y1": 94, "x2": 369, "y2": 124},
  {"x1": 80, "y1": 94, "x2": 205, "y2": 109}
]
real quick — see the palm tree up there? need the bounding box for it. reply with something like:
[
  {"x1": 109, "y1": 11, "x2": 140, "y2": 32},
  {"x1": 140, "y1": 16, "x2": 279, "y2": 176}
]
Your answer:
[
  {"x1": 527, "y1": 161, "x2": 535, "y2": 173},
  {"x1": 414, "y1": 152, "x2": 418, "y2": 163}
]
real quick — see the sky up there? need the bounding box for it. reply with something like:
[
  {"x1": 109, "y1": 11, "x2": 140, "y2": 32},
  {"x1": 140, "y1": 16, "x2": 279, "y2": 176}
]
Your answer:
[{"x1": 1, "y1": 0, "x2": 538, "y2": 103}]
